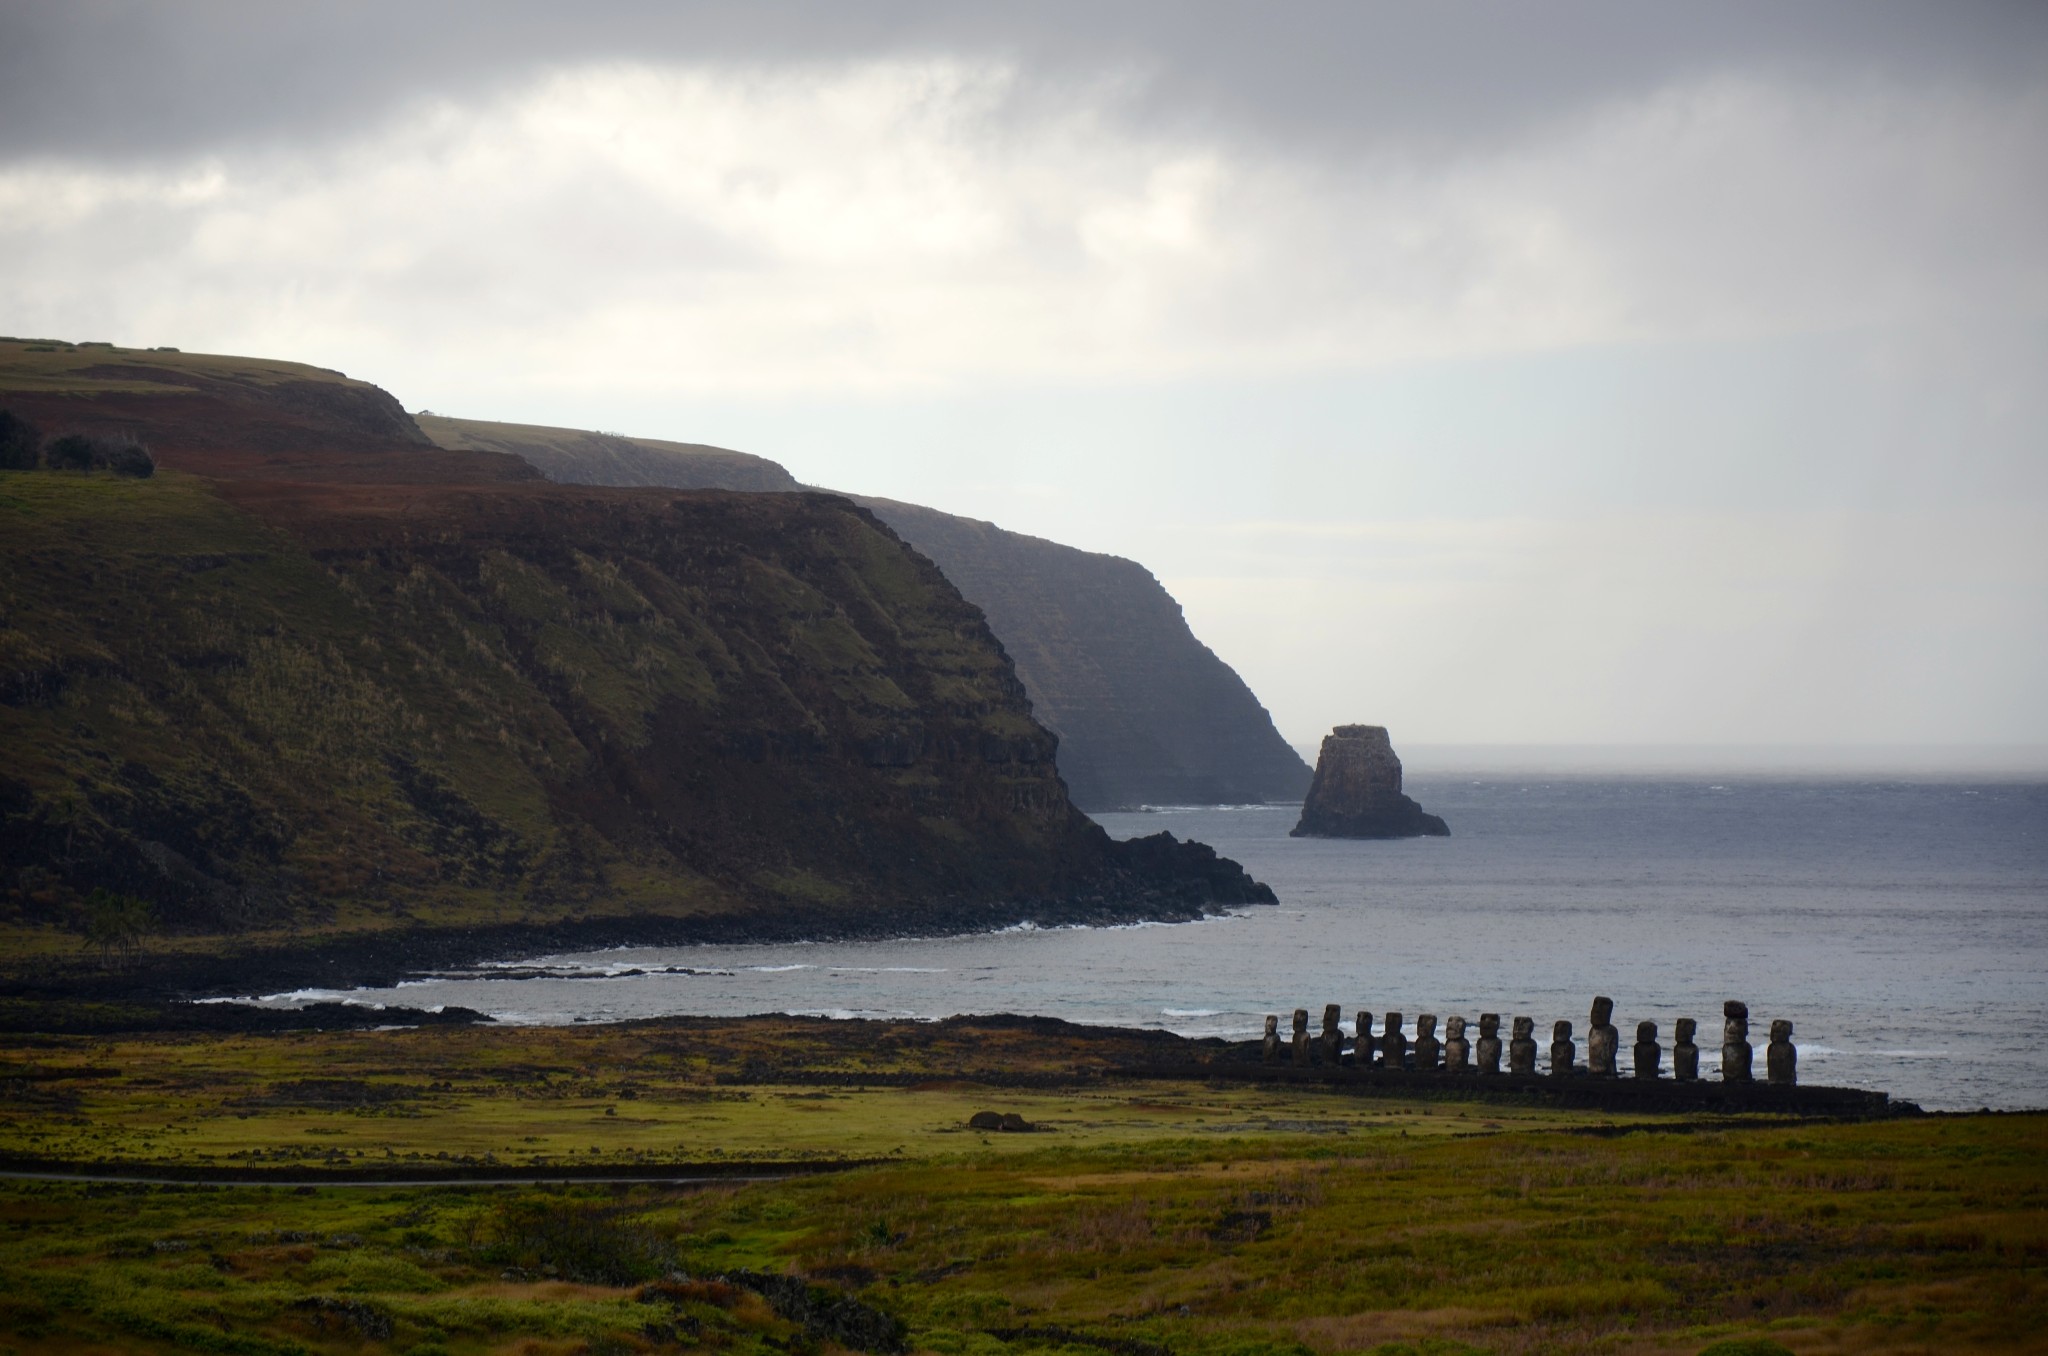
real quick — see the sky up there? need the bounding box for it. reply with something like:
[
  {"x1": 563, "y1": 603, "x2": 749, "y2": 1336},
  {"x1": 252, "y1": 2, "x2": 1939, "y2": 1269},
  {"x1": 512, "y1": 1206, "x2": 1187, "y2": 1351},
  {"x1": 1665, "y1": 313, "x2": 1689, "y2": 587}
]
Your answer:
[{"x1": 4, "y1": 1, "x2": 2045, "y2": 757}]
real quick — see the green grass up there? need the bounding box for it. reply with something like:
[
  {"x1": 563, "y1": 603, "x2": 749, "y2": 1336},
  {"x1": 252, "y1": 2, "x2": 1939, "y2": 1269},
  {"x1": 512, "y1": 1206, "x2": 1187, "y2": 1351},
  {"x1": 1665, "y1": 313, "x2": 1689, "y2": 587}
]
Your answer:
[
  {"x1": 0, "y1": 1018, "x2": 2042, "y2": 1354},
  {"x1": 0, "y1": 337, "x2": 364, "y2": 395},
  {"x1": 0, "y1": 1018, "x2": 1630, "y2": 1172},
  {"x1": 0, "y1": 1111, "x2": 2040, "y2": 1355}
]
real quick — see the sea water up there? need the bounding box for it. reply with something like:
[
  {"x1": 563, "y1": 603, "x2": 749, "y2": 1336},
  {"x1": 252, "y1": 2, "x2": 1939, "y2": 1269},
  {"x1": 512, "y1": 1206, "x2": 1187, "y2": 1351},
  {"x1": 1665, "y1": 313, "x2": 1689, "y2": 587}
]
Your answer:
[{"x1": 256, "y1": 775, "x2": 2048, "y2": 1111}]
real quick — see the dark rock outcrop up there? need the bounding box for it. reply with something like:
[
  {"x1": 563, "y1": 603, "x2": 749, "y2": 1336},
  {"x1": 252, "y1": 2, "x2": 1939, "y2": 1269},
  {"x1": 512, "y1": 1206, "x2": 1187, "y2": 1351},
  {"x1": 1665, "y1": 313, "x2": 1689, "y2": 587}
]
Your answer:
[{"x1": 1290, "y1": 725, "x2": 1449, "y2": 839}]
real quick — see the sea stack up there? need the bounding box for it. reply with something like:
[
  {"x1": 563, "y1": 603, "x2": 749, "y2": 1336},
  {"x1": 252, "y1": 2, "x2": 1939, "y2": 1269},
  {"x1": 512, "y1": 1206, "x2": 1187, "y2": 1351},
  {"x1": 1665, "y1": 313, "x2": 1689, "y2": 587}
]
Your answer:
[{"x1": 1290, "y1": 724, "x2": 1449, "y2": 839}]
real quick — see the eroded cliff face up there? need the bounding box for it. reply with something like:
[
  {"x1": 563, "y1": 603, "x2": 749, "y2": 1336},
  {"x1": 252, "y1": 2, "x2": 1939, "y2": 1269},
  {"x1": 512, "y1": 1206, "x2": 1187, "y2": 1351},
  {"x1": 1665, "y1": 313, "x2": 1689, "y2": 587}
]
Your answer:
[
  {"x1": 853, "y1": 499, "x2": 1312, "y2": 811},
  {"x1": 0, "y1": 343, "x2": 1271, "y2": 989},
  {"x1": 1290, "y1": 725, "x2": 1449, "y2": 839},
  {"x1": 408, "y1": 412, "x2": 1312, "y2": 811}
]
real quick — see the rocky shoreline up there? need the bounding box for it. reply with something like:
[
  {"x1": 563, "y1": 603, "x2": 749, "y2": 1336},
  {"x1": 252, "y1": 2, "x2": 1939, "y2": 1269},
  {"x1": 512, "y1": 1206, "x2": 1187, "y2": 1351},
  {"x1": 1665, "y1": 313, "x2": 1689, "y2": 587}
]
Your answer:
[{"x1": 2, "y1": 832, "x2": 1273, "y2": 1014}]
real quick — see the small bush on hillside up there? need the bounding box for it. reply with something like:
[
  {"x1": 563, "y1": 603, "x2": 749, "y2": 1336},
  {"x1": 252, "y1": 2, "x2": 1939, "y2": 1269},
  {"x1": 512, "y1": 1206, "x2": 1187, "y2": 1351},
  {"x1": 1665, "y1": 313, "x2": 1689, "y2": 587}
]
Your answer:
[
  {"x1": 41, "y1": 430, "x2": 156, "y2": 477},
  {"x1": 0, "y1": 410, "x2": 40, "y2": 470},
  {"x1": 83, "y1": 888, "x2": 155, "y2": 969},
  {"x1": 481, "y1": 1199, "x2": 675, "y2": 1285}
]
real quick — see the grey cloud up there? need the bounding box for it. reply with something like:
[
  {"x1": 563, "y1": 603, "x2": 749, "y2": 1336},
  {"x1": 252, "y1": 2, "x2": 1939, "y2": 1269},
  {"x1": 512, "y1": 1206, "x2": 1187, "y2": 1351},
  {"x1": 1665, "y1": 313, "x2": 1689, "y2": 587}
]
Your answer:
[{"x1": 4, "y1": 0, "x2": 2044, "y2": 163}]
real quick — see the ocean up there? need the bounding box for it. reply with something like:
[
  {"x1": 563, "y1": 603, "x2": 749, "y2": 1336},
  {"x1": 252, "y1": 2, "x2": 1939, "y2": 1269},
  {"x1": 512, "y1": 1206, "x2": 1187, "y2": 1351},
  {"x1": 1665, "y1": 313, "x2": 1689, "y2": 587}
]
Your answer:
[{"x1": 248, "y1": 774, "x2": 2048, "y2": 1112}]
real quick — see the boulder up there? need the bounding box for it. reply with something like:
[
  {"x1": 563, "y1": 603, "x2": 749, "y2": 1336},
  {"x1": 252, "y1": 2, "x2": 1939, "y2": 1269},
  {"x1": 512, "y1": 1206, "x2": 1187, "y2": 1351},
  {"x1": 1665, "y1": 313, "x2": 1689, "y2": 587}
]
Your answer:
[
  {"x1": 967, "y1": 1111, "x2": 1037, "y2": 1132},
  {"x1": 1290, "y1": 725, "x2": 1449, "y2": 839}
]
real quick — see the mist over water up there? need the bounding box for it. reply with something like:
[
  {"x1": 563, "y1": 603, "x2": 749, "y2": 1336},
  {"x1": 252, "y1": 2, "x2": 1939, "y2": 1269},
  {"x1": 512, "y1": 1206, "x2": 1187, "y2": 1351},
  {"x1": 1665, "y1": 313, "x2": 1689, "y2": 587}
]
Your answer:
[{"x1": 268, "y1": 775, "x2": 2048, "y2": 1112}]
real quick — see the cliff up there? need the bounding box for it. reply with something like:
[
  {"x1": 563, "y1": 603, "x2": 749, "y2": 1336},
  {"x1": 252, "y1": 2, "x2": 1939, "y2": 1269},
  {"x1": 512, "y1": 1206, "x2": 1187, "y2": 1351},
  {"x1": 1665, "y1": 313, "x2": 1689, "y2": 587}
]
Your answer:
[
  {"x1": 0, "y1": 341, "x2": 1271, "y2": 993},
  {"x1": 413, "y1": 415, "x2": 1312, "y2": 810},
  {"x1": 417, "y1": 414, "x2": 801, "y2": 493},
  {"x1": 1291, "y1": 725, "x2": 1449, "y2": 839},
  {"x1": 851, "y1": 498, "x2": 1312, "y2": 810}
]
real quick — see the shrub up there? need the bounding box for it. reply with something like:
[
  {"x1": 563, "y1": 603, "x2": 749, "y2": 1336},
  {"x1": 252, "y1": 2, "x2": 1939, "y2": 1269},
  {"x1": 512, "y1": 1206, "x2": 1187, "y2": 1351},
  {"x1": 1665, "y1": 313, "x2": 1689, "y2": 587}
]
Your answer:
[
  {"x1": 83, "y1": 889, "x2": 154, "y2": 969},
  {"x1": 0, "y1": 409, "x2": 39, "y2": 470},
  {"x1": 481, "y1": 1199, "x2": 674, "y2": 1286},
  {"x1": 41, "y1": 430, "x2": 155, "y2": 477}
]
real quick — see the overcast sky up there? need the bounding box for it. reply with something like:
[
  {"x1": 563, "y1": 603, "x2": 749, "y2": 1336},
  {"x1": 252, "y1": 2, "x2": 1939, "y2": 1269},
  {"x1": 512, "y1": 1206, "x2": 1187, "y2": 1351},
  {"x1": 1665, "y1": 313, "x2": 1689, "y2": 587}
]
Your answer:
[{"x1": 5, "y1": 1, "x2": 2045, "y2": 757}]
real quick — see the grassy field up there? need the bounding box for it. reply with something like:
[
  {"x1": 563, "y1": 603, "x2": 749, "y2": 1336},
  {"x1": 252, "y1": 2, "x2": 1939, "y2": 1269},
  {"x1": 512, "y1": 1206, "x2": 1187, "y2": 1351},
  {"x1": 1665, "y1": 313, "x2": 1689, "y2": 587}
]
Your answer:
[
  {"x1": 0, "y1": 1017, "x2": 1655, "y2": 1172},
  {"x1": 0, "y1": 337, "x2": 363, "y2": 396},
  {"x1": 2, "y1": 1018, "x2": 2043, "y2": 1356}
]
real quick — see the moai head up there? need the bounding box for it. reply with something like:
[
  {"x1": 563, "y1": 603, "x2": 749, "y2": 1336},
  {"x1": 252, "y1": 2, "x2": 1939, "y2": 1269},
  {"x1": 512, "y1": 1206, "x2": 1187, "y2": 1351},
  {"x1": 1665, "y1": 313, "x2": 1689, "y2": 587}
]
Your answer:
[
  {"x1": 1383, "y1": 1011, "x2": 1403, "y2": 1037},
  {"x1": 1323, "y1": 1003, "x2": 1343, "y2": 1031},
  {"x1": 1355, "y1": 1011, "x2": 1373, "y2": 1040},
  {"x1": 1553, "y1": 1019, "x2": 1573, "y2": 1041},
  {"x1": 1590, "y1": 996, "x2": 1615, "y2": 1027},
  {"x1": 1675, "y1": 1017, "x2": 1698, "y2": 1044},
  {"x1": 1512, "y1": 1016, "x2": 1534, "y2": 1041},
  {"x1": 1636, "y1": 1020, "x2": 1657, "y2": 1044},
  {"x1": 1445, "y1": 1015, "x2": 1466, "y2": 1040},
  {"x1": 1479, "y1": 1013, "x2": 1500, "y2": 1038},
  {"x1": 1416, "y1": 1013, "x2": 1437, "y2": 1039},
  {"x1": 1292, "y1": 1008, "x2": 1309, "y2": 1033},
  {"x1": 1264, "y1": 1015, "x2": 1279, "y2": 1039},
  {"x1": 1770, "y1": 1019, "x2": 1793, "y2": 1043}
]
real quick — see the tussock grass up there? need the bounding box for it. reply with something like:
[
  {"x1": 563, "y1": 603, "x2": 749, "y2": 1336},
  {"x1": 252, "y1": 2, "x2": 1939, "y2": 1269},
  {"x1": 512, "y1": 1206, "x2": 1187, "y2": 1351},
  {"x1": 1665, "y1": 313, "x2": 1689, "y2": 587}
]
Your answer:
[{"x1": 2, "y1": 1104, "x2": 2041, "y2": 1355}]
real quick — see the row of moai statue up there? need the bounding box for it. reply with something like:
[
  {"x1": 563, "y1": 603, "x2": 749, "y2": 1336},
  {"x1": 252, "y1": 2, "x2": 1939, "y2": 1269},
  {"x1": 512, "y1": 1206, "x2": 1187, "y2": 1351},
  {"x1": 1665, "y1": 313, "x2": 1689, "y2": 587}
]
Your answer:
[{"x1": 1261, "y1": 998, "x2": 1797, "y2": 1084}]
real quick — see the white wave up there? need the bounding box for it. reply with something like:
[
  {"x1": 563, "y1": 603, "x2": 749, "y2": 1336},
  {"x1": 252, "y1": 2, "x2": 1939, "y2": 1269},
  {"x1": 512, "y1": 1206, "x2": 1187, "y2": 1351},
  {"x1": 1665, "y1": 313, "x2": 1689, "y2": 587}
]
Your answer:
[
  {"x1": 747, "y1": 964, "x2": 815, "y2": 973},
  {"x1": 1162, "y1": 1008, "x2": 1222, "y2": 1017}
]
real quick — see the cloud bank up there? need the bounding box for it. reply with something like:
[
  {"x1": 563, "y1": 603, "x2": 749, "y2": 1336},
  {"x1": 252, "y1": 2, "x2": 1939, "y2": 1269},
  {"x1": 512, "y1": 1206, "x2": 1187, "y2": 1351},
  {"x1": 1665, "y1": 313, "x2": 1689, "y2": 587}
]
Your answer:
[{"x1": 3, "y1": 2, "x2": 2044, "y2": 752}]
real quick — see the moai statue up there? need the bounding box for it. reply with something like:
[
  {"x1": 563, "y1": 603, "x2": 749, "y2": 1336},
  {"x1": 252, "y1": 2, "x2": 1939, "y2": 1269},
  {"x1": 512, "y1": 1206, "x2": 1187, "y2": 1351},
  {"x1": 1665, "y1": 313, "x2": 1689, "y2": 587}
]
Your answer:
[
  {"x1": 1508, "y1": 1016, "x2": 1538, "y2": 1075},
  {"x1": 1673, "y1": 1018, "x2": 1700, "y2": 1081},
  {"x1": 1291, "y1": 1008, "x2": 1311, "y2": 1067},
  {"x1": 1353, "y1": 1011, "x2": 1376, "y2": 1068},
  {"x1": 1586, "y1": 996, "x2": 1619, "y2": 1077},
  {"x1": 1262, "y1": 1014, "x2": 1281, "y2": 1064},
  {"x1": 1477, "y1": 1013, "x2": 1503, "y2": 1075},
  {"x1": 1320, "y1": 1004, "x2": 1344, "y2": 1066},
  {"x1": 1766, "y1": 1019, "x2": 1797, "y2": 1086},
  {"x1": 1633, "y1": 1021, "x2": 1660, "y2": 1079},
  {"x1": 1381, "y1": 1012, "x2": 1407, "y2": 1070},
  {"x1": 1414, "y1": 1013, "x2": 1441, "y2": 1071},
  {"x1": 1721, "y1": 1001, "x2": 1753, "y2": 1082},
  {"x1": 1443, "y1": 1015, "x2": 1471, "y2": 1073},
  {"x1": 1549, "y1": 1020, "x2": 1576, "y2": 1077}
]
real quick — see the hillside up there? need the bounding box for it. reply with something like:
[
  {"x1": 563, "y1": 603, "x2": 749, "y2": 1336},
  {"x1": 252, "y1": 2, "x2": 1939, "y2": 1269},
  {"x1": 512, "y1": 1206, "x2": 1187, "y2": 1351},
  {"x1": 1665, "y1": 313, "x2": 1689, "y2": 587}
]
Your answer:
[
  {"x1": 418, "y1": 413, "x2": 800, "y2": 492},
  {"x1": 852, "y1": 498, "x2": 1311, "y2": 809},
  {"x1": 416, "y1": 416, "x2": 1311, "y2": 809},
  {"x1": 0, "y1": 342, "x2": 1270, "y2": 993},
  {"x1": 0, "y1": 337, "x2": 533, "y2": 484}
]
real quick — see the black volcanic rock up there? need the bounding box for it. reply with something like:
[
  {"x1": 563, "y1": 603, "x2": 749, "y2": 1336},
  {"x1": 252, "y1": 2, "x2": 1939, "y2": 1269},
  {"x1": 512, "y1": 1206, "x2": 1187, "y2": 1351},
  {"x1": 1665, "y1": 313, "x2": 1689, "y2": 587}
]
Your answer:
[{"x1": 1290, "y1": 725, "x2": 1449, "y2": 839}]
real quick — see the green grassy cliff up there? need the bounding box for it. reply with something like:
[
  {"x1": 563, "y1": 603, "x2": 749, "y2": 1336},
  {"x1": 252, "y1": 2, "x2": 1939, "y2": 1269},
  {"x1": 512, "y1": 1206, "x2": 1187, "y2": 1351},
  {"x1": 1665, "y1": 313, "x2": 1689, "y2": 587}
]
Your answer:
[
  {"x1": 415, "y1": 414, "x2": 1311, "y2": 810},
  {"x1": 0, "y1": 344, "x2": 1269, "y2": 992}
]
